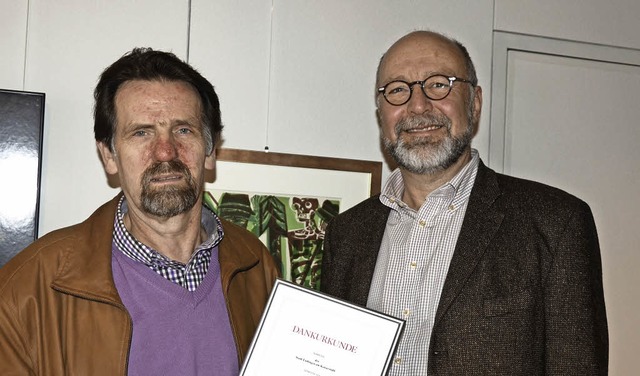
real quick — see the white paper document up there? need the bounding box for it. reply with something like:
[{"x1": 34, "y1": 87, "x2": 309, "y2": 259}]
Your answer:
[{"x1": 240, "y1": 279, "x2": 405, "y2": 376}]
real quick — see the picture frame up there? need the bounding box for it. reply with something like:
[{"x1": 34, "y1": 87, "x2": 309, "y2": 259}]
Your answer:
[
  {"x1": 205, "y1": 148, "x2": 382, "y2": 290},
  {"x1": 0, "y1": 89, "x2": 45, "y2": 267}
]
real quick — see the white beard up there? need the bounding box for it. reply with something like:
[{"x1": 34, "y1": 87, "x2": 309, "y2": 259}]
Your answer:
[{"x1": 383, "y1": 113, "x2": 473, "y2": 175}]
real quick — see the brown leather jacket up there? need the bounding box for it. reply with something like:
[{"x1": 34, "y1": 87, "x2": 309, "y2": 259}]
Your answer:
[{"x1": 0, "y1": 195, "x2": 279, "y2": 375}]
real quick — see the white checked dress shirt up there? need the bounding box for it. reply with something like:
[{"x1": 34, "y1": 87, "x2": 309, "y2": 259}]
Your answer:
[{"x1": 367, "y1": 149, "x2": 479, "y2": 375}]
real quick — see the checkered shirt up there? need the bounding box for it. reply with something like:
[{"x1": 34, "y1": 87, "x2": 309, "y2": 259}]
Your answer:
[
  {"x1": 113, "y1": 196, "x2": 224, "y2": 292},
  {"x1": 367, "y1": 149, "x2": 479, "y2": 375}
]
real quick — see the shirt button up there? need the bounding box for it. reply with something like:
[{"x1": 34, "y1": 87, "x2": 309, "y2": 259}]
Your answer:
[
  {"x1": 448, "y1": 204, "x2": 455, "y2": 211},
  {"x1": 410, "y1": 261, "x2": 417, "y2": 269},
  {"x1": 418, "y1": 219, "x2": 426, "y2": 227},
  {"x1": 403, "y1": 309, "x2": 411, "y2": 317},
  {"x1": 394, "y1": 357, "x2": 402, "y2": 364}
]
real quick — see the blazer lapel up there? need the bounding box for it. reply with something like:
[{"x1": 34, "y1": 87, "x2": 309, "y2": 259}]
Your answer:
[
  {"x1": 346, "y1": 198, "x2": 390, "y2": 307},
  {"x1": 434, "y1": 163, "x2": 504, "y2": 325}
]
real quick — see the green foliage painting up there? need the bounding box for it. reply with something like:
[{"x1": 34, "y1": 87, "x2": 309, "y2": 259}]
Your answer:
[{"x1": 204, "y1": 190, "x2": 339, "y2": 290}]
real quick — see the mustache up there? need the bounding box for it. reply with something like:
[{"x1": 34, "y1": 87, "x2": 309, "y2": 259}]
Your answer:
[
  {"x1": 395, "y1": 114, "x2": 452, "y2": 135},
  {"x1": 141, "y1": 160, "x2": 191, "y2": 186}
]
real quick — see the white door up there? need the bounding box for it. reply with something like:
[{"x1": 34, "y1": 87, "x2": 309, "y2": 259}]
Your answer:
[{"x1": 490, "y1": 31, "x2": 640, "y2": 375}]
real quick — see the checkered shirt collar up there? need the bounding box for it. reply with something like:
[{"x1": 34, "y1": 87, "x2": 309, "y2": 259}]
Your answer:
[
  {"x1": 380, "y1": 149, "x2": 480, "y2": 211},
  {"x1": 112, "y1": 195, "x2": 224, "y2": 290}
]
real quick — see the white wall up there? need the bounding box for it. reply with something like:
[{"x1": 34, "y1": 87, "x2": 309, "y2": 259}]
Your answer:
[
  {"x1": 189, "y1": 0, "x2": 493, "y2": 168},
  {"x1": 0, "y1": 0, "x2": 28, "y2": 89},
  {"x1": 0, "y1": 0, "x2": 493, "y2": 234},
  {"x1": 494, "y1": 0, "x2": 640, "y2": 50}
]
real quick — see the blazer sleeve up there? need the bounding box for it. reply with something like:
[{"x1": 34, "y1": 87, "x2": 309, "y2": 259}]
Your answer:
[{"x1": 544, "y1": 201, "x2": 608, "y2": 374}]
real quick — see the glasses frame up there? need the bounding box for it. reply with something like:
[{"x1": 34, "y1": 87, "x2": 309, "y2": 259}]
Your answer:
[{"x1": 377, "y1": 74, "x2": 476, "y2": 106}]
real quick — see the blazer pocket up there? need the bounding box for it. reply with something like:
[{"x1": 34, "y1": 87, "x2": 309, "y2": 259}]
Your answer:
[{"x1": 483, "y1": 289, "x2": 534, "y2": 317}]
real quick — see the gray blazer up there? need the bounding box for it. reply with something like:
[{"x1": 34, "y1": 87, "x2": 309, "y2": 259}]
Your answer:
[{"x1": 321, "y1": 161, "x2": 608, "y2": 375}]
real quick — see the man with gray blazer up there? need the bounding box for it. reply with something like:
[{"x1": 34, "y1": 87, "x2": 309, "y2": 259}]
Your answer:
[{"x1": 320, "y1": 30, "x2": 608, "y2": 375}]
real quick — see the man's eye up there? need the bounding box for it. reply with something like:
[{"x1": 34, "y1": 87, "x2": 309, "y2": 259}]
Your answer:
[
  {"x1": 133, "y1": 130, "x2": 148, "y2": 137},
  {"x1": 429, "y1": 82, "x2": 449, "y2": 89},
  {"x1": 387, "y1": 85, "x2": 408, "y2": 95},
  {"x1": 177, "y1": 127, "x2": 193, "y2": 134}
]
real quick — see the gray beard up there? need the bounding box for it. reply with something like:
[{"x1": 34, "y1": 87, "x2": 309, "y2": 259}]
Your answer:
[
  {"x1": 140, "y1": 160, "x2": 198, "y2": 218},
  {"x1": 383, "y1": 113, "x2": 473, "y2": 175}
]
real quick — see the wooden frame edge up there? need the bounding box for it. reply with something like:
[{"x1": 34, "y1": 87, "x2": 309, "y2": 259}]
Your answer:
[{"x1": 216, "y1": 148, "x2": 383, "y2": 196}]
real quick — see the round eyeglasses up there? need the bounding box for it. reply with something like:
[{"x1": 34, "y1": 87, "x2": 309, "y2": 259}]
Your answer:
[{"x1": 377, "y1": 74, "x2": 476, "y2": 106}]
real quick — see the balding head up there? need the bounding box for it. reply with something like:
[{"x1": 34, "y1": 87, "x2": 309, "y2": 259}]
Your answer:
[{"x1": 376, "y1": 31, "x2": 477, "y2": 89}]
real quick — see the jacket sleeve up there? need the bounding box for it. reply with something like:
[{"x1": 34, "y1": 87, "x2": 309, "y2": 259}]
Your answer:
[
  {"x1": 0, "y1": 292, "x2": 35, "y2": 375},
  {"x1": 544, "y1": 202, "x2": 608, "y2": 374}
]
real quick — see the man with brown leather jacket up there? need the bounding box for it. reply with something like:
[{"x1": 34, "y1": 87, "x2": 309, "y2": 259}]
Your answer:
[{"x1": 0, "y1": 48, "x2": 279, "y2": 375}]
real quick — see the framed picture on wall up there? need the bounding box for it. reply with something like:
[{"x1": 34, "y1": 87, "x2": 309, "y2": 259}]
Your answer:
[
  {"x1": 0, "y1": 89, "x2": 45, "y2": 267},
  {"x1": 205, "y1": 148, "x2": 382, "y2": 290}
]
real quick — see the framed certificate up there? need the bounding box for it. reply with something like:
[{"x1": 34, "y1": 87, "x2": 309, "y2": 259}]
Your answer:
[{"x1": 240, "y1": 279, "x2": 405, "y2": 376}]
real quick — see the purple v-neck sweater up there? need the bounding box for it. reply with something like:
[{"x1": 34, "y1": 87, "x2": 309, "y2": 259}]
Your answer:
[{"x1": 112, "y1": 246, "x2": 238, "y2": 375}]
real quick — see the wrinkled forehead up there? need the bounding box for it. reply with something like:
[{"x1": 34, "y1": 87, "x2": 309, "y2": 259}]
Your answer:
[
  {"x1": 113, "y1": 79, "x2": 204, "y2": 121},
  {"x1": 378, "y1": 33, "x2": 466, "y2": 84}
]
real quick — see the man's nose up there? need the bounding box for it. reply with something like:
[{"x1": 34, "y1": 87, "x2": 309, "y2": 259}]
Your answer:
[
  {"x1": 407, "y1": 85, "x2": 434, "y2": 115},
  {"x1": 152, "y1": 135, "x2": 178, "y2": 162}
]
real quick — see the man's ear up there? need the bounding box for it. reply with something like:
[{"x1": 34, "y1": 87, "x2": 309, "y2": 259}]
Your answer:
[
  {"x1": 472, "y1": 85, "x2": 483, "y2": 127},
  {"x1": 96, "y1": 141, "x2": 119, "y2": 175},
  {"x1": 204, "y1": 146, "x2": 216, "y2": 170},
  {"x1": 376, "y1": 108, "x2": 383, "y2": 129}
]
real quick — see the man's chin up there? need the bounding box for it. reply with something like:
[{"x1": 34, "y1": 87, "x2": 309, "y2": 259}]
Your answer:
[
  {"x1": 143, "y1": 199, "x2": 195, "y2": 218},
  {"x1": 389, "y1": 140, "x2": 464, "y2": 175},
  {"x1": 394, "y1": 139, "x2": 441, "y2": 159},
  {"x1": 140, "y1": 187, "x2": 198, "y2": 218}
]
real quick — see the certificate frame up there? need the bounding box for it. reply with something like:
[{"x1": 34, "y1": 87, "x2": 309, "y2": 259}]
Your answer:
[{"x1": 240, "y1": 279, "x2": 405, "y2": 375}]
